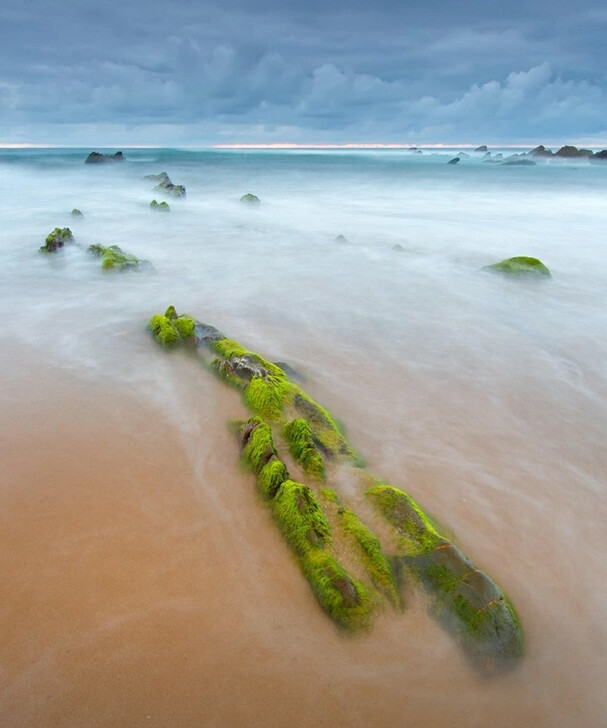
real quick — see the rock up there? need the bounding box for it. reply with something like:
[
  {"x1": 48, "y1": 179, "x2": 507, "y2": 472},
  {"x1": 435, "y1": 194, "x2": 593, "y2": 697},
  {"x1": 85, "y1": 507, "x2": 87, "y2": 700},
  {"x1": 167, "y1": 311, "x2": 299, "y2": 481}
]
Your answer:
[
  {"x1": 457, "y1": 151, "x2": 470, "y2": 159},
  {"x1": 71, "y1": 208, "x2": 83, "y2": 217},
  {"x1": 408, "y1": 147, "x2": 418, "y2": 152},
  {"x1": 334, "y1": 234, "x2": 348, "y2": 243},
  {"x1": 528, "y1": 145, "x2": 554, "y2": 158},
  {"x1": 85, "y1": 151, "x2": 125, "y2": 164},
  {"x1": 483, "y1": 256, "x2": 551, "y2": 277},
  {"x1": 447, "y1": 157, "x2": 460, "y2": 165},
  {"x1": 88, "y1": 243, "x2": 151, "y2": 271},
  {"x1": 554, "y1": 145, "x2": 593, "y2": 158},
  {"x1": 144, "y1": 172, "x2": 170, "y2": 181},
  {"x1": 502, "y1": 158, "x2": 537, "y2": 166},
  {"x1": 482, "y1": 152, "x2": 492, "y2": 159},
  {"x1": 274, "y1": 361, "x2": 306, "y2": 382},
  {"x1": 393, "y1": 243, "x2": 404, "y2": 252},
  {"x1": 152, "y1": 174, "x2": 186, "y2": 197},
  {"x1": 40, "y1": 227, "x2": 73, "y2": 253},
  {"x1": 589, "y1": 149, "x2": 607, "y2": 163},
  {"x1": 475, "y1": 145, "x2": 488, "y2": 152},
  {"x1": 240, "y1": 193, "x2": 260, "y2": 204},
  {"x1": 150, "y1": 199, "x2": 170, "y2": 211}
]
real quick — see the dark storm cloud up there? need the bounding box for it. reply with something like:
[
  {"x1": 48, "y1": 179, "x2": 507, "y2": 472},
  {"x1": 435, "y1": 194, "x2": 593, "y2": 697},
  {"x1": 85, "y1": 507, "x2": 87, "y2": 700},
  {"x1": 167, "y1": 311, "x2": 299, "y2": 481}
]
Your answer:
[{"x1": 1, "y1": 0, "x2": 606, "y2": 143}]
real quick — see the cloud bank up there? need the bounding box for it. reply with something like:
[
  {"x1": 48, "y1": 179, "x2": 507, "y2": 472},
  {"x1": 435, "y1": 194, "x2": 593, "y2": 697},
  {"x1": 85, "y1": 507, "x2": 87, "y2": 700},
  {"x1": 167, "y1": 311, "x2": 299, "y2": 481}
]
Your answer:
[{"x1": 1, "y1": 0, "x2": 606, "y2": 144}]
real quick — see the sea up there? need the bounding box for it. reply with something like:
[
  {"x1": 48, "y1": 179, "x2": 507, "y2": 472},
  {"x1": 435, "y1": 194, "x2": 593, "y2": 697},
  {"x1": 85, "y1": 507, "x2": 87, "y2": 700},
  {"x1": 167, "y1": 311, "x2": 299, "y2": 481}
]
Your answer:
[{"x1": 1, "y1": 147, "x2": 606, "y2": 728}]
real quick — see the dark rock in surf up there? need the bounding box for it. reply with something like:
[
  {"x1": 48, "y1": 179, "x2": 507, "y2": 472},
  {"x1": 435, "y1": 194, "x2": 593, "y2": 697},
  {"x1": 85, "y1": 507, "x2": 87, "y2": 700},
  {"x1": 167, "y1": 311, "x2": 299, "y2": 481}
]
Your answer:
[
  {"x1": 447, "y1": 157, "x2": 460, "y2": 165},
  {"x1": 85, "y1": 151, "x2": 125, "y2": 164},
  {"x1": 335, "y1": 234, "x2": 348, "y2": 243},
  {"x1": 589, "y1": 149, "x2": 607, "y2": 163},
  {"x1": 528, "y1": 145, "x2": 553, "y2": 158},
  {"x1": 40, "y1": 227, "x2": 73, "y2": 253},
  {"x1": 502, "y1": 158, "x2": 537, "y2": 166},
  {"x1": 475, "y1": 145, "x2": 488, "y2": 152},
  {"x1": 554, "y1": 145, "x2": 593, "y2": 159}
]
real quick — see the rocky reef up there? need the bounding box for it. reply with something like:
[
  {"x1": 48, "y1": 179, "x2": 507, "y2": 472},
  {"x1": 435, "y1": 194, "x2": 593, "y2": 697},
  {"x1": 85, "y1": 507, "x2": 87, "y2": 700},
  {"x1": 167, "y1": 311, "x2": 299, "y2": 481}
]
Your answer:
[
  {"x1": 148, "y1": 307, "x2": 524, "y2": 671},
  {"x1": 40, "y1": 227, "x2": 74, "y2": 253},
  {"x1": 85, "y1": 151, "x2": 125, "y2": 164}
]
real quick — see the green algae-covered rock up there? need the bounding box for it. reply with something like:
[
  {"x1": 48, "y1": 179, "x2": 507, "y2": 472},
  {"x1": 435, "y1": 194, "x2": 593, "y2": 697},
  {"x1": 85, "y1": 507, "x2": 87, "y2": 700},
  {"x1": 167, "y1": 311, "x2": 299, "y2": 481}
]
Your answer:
[
  {"x1": 483, "y1": 256, "x2": 551, "y2": 278},
  {"x1": 40, "y1": 227, "x2": 73, "y2": 253},
  {"x1": 236, "y1": 417, "x2": 373, "y2": 631},
  {"x1": 149, "y1": 173, "x2": 186, "y2": 198},
  {"x1": 150, "y1": 199, "x2": 170, "y2": 211},
  {"x1": 368, "y1": 484, "x2": 523, "y2": 670},
  {"x1": 149, "y1": 314, "x2": 179, "y2": 346},
  {"x1": 149, "y1": 306, "x2": 524, "y2": 661},
  {"x1": 240, "y1": 193, "x2": 260, "y2": 204},
  {"x1": 88, "y1": 244, "x2": 150, "y2": 271},
  {"x1": 71, "y1": 208, "x2": 83, "y2": 217}
]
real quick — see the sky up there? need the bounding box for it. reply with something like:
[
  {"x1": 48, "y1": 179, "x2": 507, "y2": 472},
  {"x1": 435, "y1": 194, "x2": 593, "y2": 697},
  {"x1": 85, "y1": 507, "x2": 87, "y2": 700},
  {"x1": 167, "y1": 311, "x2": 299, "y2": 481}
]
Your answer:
[{"x1": 1, "y1": 0, "x2": 606, "y2": 147}]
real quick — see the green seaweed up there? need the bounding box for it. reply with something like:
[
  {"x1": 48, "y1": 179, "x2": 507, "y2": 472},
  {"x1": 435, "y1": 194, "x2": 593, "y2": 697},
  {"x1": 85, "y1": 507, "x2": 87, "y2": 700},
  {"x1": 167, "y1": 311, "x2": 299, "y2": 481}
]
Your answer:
[
  {"x1": 40, "y1": 227, "x2": 73, "y2": 253},
  {"x1": 240, "y1": 418, "x2": 278, "y2": 474},
  {"x1": 150, "y1": 199, "x2": 170, "y2": 211},
  {"x1": 71, "y1": 208, "x2": 83, "y2": 217},
  {"x1": 271, "y1": 479, "x2": 331, "y2": 555},
  {"x1": 483, "y1": 256, "x2": 551, "y2": 277},
  {"x1": 258, "y1": 459, "x2": 289, "y2": 499},
  {"x1": 300, "y1": 549, "x2": 373, "y2": 632},
  {"x1": 149, "y1": 314, "x2": 178, "y2": 346},
  {"x1": 367, "y1": 484, "x2": 441, "y2": 556},
  {"x1": 88, "y1": 243, "x2": 144, "y2": 271},
  {"x1": 172, "y1": 315, "x2": 196, "y2": 340},
  {"x1": 282, "y1": 418, "x2": 326, "y2": 481},
  {"x1": 339, "y1": 508, "x2": 399, "y2": 605},
  {"x1": 240, "y1": 193, "x2": 260, "y2": 204}
]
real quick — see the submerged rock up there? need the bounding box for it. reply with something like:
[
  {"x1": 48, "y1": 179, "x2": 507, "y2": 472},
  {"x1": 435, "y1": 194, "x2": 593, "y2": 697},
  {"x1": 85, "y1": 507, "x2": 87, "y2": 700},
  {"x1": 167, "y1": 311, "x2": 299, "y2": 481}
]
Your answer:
[
  {"x1": 40, "y1": 227, "x2": 73, "y2": 253},
  {"x1": 483, "y1": 256, "x2": 551, "y2": 278},
  {"x1": 447, "y1": 157, "x2": 460, "y2": 165},
  {"x1": 240, "y1": 193, "x2": 260, "y2": 204},
  {"x1": 85, "y1": 151, "x2": 125, "y2": 164},
  {"x1": 502, "y1": 158, "x2": 537, "y2": 166},
  {"x1": 393, "y1": 243, "x2": 404, "y2": 252},
  {"x1": 150, "y1": 199, "x2": 170, "y2": 211},
  {"x1": 71, "y1": 208, "x2": 83, "y2": 217},
  {"x1": 88, "y1": 243, "x2": 151, "y2": 271},
  {"x1": 334, "y1": 234, "x2": 348, "y2": 243},
  {"x1": 147, "y1": 172, "x2": 186, "y2": 197}
]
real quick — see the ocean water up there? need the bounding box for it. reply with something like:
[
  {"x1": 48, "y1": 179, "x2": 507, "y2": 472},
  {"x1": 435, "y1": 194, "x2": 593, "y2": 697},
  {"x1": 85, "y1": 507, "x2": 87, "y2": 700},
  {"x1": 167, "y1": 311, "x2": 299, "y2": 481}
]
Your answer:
[{"x1": 1, "y1": 147, "x2": 606, "y2": 727}]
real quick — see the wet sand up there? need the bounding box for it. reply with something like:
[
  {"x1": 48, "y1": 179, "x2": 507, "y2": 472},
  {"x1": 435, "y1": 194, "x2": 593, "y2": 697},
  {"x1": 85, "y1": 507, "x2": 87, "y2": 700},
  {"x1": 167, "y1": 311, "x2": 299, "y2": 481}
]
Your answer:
[{"x1": 2, "y1": 334, "x2": 606, "y2": 728}]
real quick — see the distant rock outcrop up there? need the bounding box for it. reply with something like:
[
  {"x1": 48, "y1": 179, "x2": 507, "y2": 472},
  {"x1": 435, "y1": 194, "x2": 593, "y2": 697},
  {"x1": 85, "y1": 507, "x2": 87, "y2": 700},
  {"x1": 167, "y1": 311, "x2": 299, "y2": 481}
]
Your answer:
[
  {"x1": 528, "y1": 145, "x2": 554, "y2": 158},
  {"x1": 554, "y1": 145, "x2": 593, "y2": 158},
  {"x1": 474, "y1": 145, "x2": 488, "y2": 152},
  {"x1": 589, "y1": 149, "x2": 607, "y2": 163},
  {"x1": 85, "y1": 151, "x2": 125, "y2": 164}
]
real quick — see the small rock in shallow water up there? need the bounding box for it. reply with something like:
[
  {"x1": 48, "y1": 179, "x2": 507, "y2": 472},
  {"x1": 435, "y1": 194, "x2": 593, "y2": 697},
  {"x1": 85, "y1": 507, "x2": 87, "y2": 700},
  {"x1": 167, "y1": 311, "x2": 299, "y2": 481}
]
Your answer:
[{"x1": 483, "y1": 256, "x2": 551, "y2": 277}]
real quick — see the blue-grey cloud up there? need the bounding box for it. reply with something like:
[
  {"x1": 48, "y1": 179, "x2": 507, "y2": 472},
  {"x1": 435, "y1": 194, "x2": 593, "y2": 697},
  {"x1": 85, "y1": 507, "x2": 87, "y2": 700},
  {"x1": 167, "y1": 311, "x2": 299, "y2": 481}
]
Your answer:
[{"x1": 1, "y1": 0, "x2": 606, "y2": 144}]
